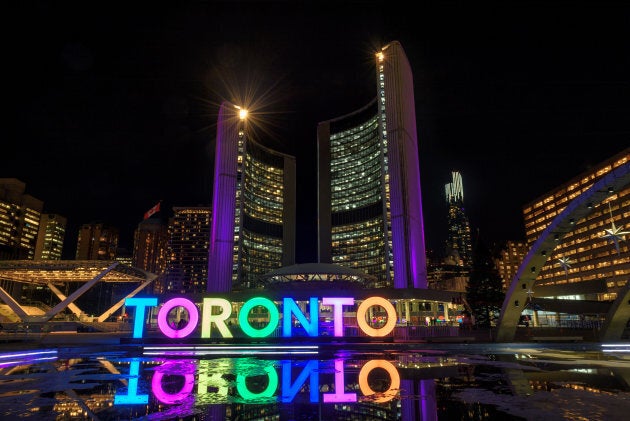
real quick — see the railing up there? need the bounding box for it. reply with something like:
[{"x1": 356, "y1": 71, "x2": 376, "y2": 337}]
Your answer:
[
  {"x1": 393, "y1": 325, "x2": 460, "y2": 340},
  {"x1": 513, "y1": 326, "x2": 600, "y2": 342},
  {"x1": 265, "y1": 324, "x2": 474, "y2": 341},
  {"x1": 75, "y1": 321, "x2": 131, "y2": 333},
  {"x1": 535, "y1": 320, "x2": 604, "y2": 329},
  {"x1": 1, "y1": 323, "x2": 28, "y2": 333}
]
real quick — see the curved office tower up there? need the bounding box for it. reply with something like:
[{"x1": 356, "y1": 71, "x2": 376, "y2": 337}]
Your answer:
[
  {"x1": 317, "y1": 41, "x2": 427, "y2": 288},
  {"x1": 208, "y1": 102, "x2": 296, "y2": 292}
]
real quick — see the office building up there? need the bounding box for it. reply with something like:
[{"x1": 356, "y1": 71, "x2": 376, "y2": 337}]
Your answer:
[
  {"x1": 34, "y1": 213, "x2": 67, "y2": 260},
  {"x1": 445, "y1": 171, "x2": 473, "y2": 268},
  {"x1": 75, "y1": 222, "x2": 119, "y2": 260},
  {"x1": 317, "y1": 41, "x2": 427, "y2": 289},
  {"x1": 523, "y1": 147, "x2": 630, "y2": 301},
  {"x1": 208, "y1": 103, "x2": 296, "y2": 292},
  {"x1": 495, "y1": 240, "x2": 528, "y2": 291},
  {"x1": 166, "y1": 207, "x2": 210, "y2": 294},
  {"x1": 0, "y1": 178, "x2": 43, "y2": 260},
  {"x1": 133, "y1": 218, "x2": 168, "y2": 275}
]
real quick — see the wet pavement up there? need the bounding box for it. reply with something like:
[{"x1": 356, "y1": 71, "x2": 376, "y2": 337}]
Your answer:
[{"x1": 0, "y1": 337, "x2": 629, "y2": 420}]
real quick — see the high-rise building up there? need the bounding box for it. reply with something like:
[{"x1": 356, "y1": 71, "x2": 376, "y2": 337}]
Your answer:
[
  {"x1": 445, "y1": 171, "x2": 473, "y2": 267},
  {"x1": 317, "y1": 41, "x2": 427, "y2": 289},
  {"x1": 133, "y1": 218, "x2": 168, "y2": 275},
  {"x1": 0, "y1": 178, "x2": 43, "y2": 260},
  {"x1": 34, "y1": 213, "x2": 66, "y2": 260},
  {"x1": 495, "y1": 240, "x2": 528, "y2": 291},
  {"x1": 523, "y1": 147, "x2": 630, "y2": 301},
  {"x1": 166, "y1": 206, "x2": 210, "y2": 294},
  {"x1": 75, "y1": 222, "x2": 119, "y2": 260},
  {"x1": 208, "y1": 103, "x2": 296, "y2": 292}
]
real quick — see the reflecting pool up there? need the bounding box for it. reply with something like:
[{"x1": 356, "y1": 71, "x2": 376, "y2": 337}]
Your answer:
[{"x1": 1, "y1": 342, "x2": 630, "y2": 420}]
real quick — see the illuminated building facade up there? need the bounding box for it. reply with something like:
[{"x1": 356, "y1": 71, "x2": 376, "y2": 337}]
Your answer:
[
  {"x1": 165, "y1": 207, "x2": 210, "y2": 294},
  {"x1": 0, "y1": 178, "x2": 43, "y2": 260},
  {"x1": 523, "y1": 147, "x2": 630, "y2": 301},
  {"x1": 445, "y1": 171, "x2": 472, "y2": 268},
  {"x1": 208, "y1": 102, "x2": 296, "y2": 292},
  {"x1": 34, "y1": 214, "x2": 66, "y2": 260},
  {"x1": 133, "y1": 218, "x2": 168, "y2": 275},
  {"x1": 317, "y1": 41, "x2": 427, "y2": 289},
  {"x1": 495, "y1": 240, "x2": 527, "y2": 291},
  {"x1": 75, "y1": 222, "x2": 119, "y2": 260},
  {"x1": 115, "y1": 249, "x2": 133, "y2": 266}
]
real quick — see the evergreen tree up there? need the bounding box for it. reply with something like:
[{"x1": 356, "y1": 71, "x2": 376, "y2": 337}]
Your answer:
[{"x1": 465, "y1": 233, "x2": 505, "y2": 328}]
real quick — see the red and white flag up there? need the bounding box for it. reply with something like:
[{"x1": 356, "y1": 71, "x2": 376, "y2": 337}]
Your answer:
[{"x1": 143, "y1": 202, "x2": 161, "y2": 220}]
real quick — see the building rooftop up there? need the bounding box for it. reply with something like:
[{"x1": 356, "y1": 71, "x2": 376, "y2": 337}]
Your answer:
[{"x1": 0, "y1": 260, "x2": 153, "y2": 284}]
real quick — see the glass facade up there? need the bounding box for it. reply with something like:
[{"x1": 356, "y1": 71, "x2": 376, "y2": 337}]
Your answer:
[
  {"x1": 328, "y1": 114, "x2": 390, "y2": 284},
  {"x1": 243, "y1": 152, "x2": 284, "y2": 224},
  {"x1": 317, "y1": 41, "x2": 427, "y2": 289},
  {"x1": 209, "y1": 102, "x2": 296, "y2": 292},
  {"x1": 235, "y1": 138, "x2": 289, "y2": 289},
  {"x1": 330, "y1": 116, "x2": 382, "y2": 211}
]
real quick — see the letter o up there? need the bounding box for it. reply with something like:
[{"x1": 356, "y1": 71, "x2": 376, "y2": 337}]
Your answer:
[
  {"x1": 356, "y1": 296, "x2": 397, "y2": 337},
  {"x1": 358, "y1": 359, "x2": 400, "y2": 403},
  {"x1": 152, "y1": 360, "x2": 196, "y2": 404},
  {"x1": 239, "y1": 297, "x2": 279, "y2": 338},
  {"x1": 157, "y1": 297, "x2": 199, "y2": 338},
  {"x1": 236, "y1": 366, "x2": 278, "y2": 400}
]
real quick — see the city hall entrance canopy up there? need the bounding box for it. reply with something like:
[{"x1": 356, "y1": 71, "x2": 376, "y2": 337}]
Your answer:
[
  {"x1": 259, "y1": 263, "x2": 377, "y2": 289},
  {"x1": 0, "y1": 260, "x2": 157, "y2": 323},
  {"x1": 253, "y1": 263, "x2": 461, "y2": 303}
]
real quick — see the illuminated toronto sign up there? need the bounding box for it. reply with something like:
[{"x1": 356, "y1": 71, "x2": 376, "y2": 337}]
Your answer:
[
  {"x1": 114, "y1": 357, "x2": 400, "y2": 405},
  {"x1": 125, "y1": 295, "x2": 399, "y2": 339}
]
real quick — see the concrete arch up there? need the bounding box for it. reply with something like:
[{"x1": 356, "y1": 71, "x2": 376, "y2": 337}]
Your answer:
[
  {"x1": 600, "y1": 277, "x2": 630, "y2": 342},
  {"x1": 496, "y1": 161, "x2": 630, "y2": 342}
]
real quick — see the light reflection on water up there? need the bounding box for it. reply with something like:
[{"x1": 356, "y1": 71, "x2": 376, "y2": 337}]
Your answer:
[{"x1": 0, "y1": 344, "x2": 629, "y2": 420}]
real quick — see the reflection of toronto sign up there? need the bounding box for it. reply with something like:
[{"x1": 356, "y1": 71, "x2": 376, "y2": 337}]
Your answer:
[
  {"x1": 114, "y1": 358, "x2": 400, "y2": 405},
  {"x1": 125, "y1": 296, "x2": 400, "y2": 339}
]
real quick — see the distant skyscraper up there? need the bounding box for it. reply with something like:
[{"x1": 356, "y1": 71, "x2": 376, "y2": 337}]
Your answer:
[
  {"x1": 317, "y1": 41, "x2": 427, "y2": 288},
  {"x1": 133, "y1": 218, "x2": 168, "y2": 275},
  {"x1": 208, "y1": 103, "x2": 296, "y2": 292},
  {"x1": 445, "y1": 171, "x2": 473, "y2": 267},
  {"x1": 34, "y1": 214, "x2": 66, "y2": 260},
  {"x1": 166, "y1": 206, "x2": 210, "y2": 294},
  {"x1": 75, "y1": 222, "x2": 119, "y2": 260},
  {"x1": 0, "y1": 178, "x2": 43, "y2": 260}
]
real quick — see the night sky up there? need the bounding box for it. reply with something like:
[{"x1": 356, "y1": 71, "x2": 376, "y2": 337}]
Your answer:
[{"x1": 6, "y1": 1, "x2": 630, "y2": 261}]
